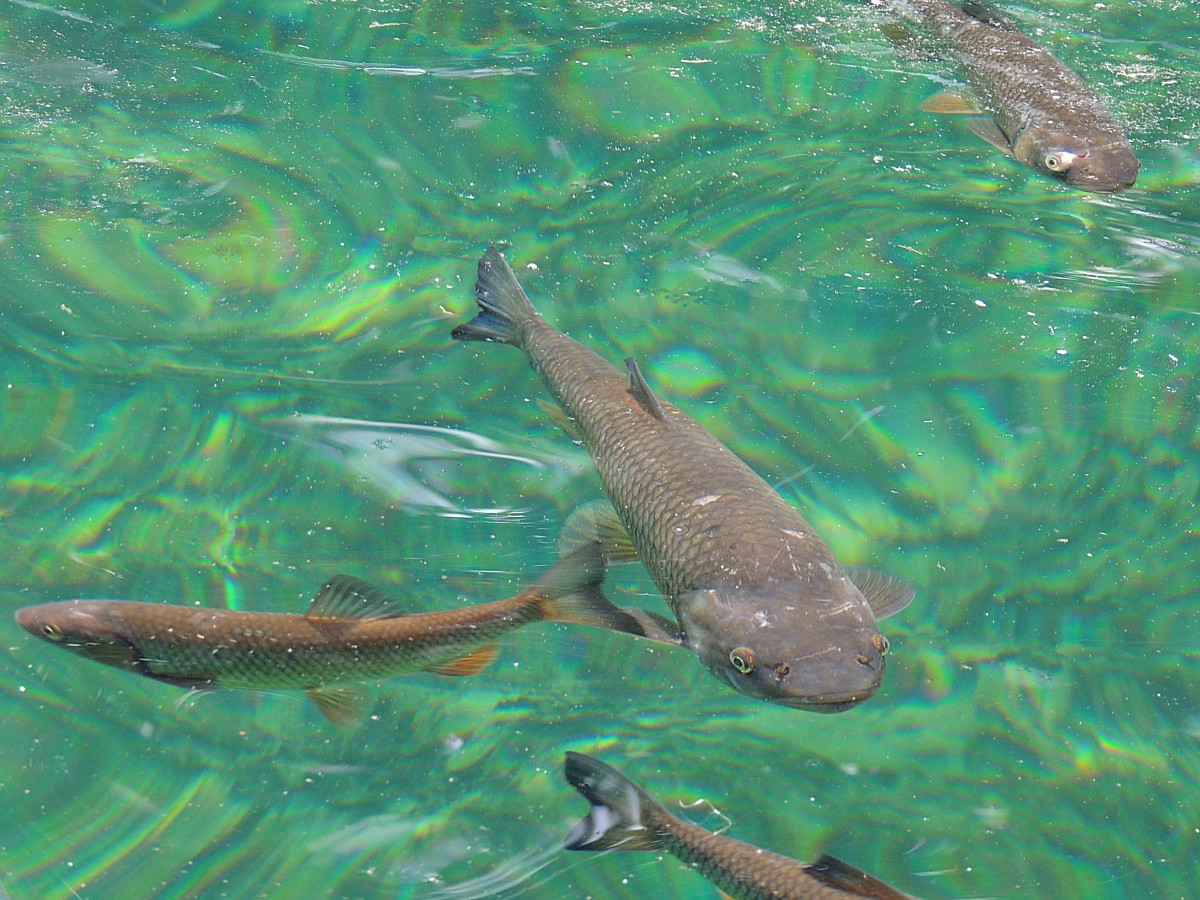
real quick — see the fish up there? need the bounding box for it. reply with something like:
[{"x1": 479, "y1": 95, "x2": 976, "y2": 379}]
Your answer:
[
  {"x1": 14, "y1": 544, "x2": 638, "y2": 725},
  {"x1": 451, "y1": 248, "x2": 914, "y2": 712},
  {"x1": 865, "y1": 0, "x2": 1139, "y2": 192},
  {"x1": 563, "y1": 752, "x2": 920, "y2": 900}
]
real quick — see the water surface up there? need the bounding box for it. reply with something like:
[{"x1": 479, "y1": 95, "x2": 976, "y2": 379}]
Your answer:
[{"x1": 2, "y1": 1, "x2": 1198, "y2": 897}]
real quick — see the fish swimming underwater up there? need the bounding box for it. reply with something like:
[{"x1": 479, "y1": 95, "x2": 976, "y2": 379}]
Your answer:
[
  {"x1": 865, "y1": 0, "x2": 1139, "y2": 191},
  {"x1": 564, "y1": 752, "x2": 920, "y2": 899},
  {"x1": 15, "y1": 544, "x2": 636, "y2": 725},
  {"x1": 452, "y1": 248, "x2": 913, "y2": 712}
]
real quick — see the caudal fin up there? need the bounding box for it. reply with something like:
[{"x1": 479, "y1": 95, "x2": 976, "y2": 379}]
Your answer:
[
  {"x1": 450, "y1": 247, "x2": 539, "y2": 345},
  {"x1": 563, "y1": 752, "x2": 663, "y2": 852},
  {"x1": 533, "y1": 543, "x2": 656, "y2": 638}
]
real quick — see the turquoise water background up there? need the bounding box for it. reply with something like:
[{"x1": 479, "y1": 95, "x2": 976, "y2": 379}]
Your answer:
[{"x1": 2, "y1": 0, "x2": 1198, "y2": 897}]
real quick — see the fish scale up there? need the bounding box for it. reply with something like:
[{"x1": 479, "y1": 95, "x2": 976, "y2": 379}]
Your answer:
[
  {"x1": 526, "y1": 321, "x2": 838, "y2": 600},
  {"x1": 16, "y1": 542, "x2": 640, "y2": 723}
]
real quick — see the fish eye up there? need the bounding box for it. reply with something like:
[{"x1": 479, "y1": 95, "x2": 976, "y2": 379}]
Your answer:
[
  {"x1": 41, "y1": 623, "x2": 64, "y2": 642},
  {"x1": 1044, "y1": 154, "x2": 1063, "y2": 171},
  {"x1": 872, "y1": 634, "x2": 890, "y2": 656},
  {"x1": 729, "y1": 647, "x2": 756, "y2": 674}
]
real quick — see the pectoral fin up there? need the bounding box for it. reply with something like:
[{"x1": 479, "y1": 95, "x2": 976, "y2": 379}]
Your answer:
[
  {"x1": 308, "y1": 684, "x2": 369, "y2": 727},
  {"x1": 559, "y1": 500, "x2": 640, "y2": 563},
  {"x1": 967, "y1": 117, "x2": 1014, "y2": 155},
  {"x1": 844, "y1": 567, "x2": 915, "y2": 620},
  {"x1": 919, "y1": 91, "x2": 982, "y2": 115}
]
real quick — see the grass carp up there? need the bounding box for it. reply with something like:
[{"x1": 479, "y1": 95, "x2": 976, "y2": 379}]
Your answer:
[
  {"x1": 452, "y1": 248, "x2": 913, "y2": 712},
  {"x1": 867, "y1": 0, "x2": 1139, "y2": 191}
]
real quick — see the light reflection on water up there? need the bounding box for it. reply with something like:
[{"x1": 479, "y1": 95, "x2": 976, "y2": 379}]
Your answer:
[{"x1": 1, "y1": 0, "x2": 1198, "y2": 898}]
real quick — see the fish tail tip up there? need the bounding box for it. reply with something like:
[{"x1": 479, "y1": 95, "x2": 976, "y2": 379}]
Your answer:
[
  {"x1": 563, "y1": 752, "x2": 659, "y2": 852},
  {"x1": 450, "y1": 246, "x2": 537, "y2": 346}
]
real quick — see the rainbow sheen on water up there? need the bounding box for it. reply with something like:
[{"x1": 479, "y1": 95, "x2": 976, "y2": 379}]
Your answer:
[{"x1": 2, "y1": 1, "x2": 1198, "y2": 898}]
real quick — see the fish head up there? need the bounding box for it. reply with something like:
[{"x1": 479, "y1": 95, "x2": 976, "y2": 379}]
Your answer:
[
  {"x1": 1013, "y1": 128, "x2": 1139, "y2": 193},
  {"x1": 15, "y1": 601, "x2": 146, "y2": 674},
  {"x1": 676, "y1": 586, "x2": 887, "y2": 713}
]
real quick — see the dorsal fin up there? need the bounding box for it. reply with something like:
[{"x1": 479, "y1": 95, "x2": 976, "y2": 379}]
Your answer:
[
  {"x1": 805, "y1": 854, "x2": 915, "y2": 899},
  {"x1": 625, "y1": 358, "x2": 667, "y2": 423},
  {"x1": 844, "y1": 567, "x2": 915, "y2": 620},
  {"x1": 962, "y1": 0, "x2": 1017, "y2": 31},
  {"x1": 307, "y1": 575, "x2": 408, "y2": 621},
  {"x1": 558, "y1": 500, "x2": 640, "y2": 563}
]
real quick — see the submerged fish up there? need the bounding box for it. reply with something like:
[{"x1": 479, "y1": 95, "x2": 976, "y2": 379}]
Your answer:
[
  {"x1": 15, "y1": 545, "x2": 635, "y2": 725},
  {"x1": 564, "y1": 752, "x2": 920, "y2": 900},
  {"x1": 866, "y1": 0, "x2": 1139, "y2": 191},
  {"x1": 452, "y1": 248, "x2": 913, "y2": 712}
]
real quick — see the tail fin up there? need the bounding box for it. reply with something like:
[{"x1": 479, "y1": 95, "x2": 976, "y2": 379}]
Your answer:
[
  {"x1": 450, "y1": 247, "x2": 538, "y2": 345},
  {"x1": 532, "y1": 544, "x2": 656, "y2": 637},
  {"x1": 563, "y1": 752, "x2": 663, "y2": 852}
]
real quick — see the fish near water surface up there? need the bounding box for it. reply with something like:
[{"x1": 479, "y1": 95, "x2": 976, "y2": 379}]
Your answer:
[
  {"x1": 15, "y1": 545, "x2": 635, "y2": 725},
  {"x1": 452, "y1": 248, "x2": 914, "y2": 712},
  {"x1": 865, "y1": 0, "x2": 1139, "y2": 191},
  {"x1": 563, "y1": 752, "x2": 921, "y2": 899}
]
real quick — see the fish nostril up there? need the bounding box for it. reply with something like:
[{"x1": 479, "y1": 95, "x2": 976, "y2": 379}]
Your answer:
[
  {"x1": 774, "y1": 663, "x2": 790, "y2": 681},
  {"x1": 856, "y1": 653, "x2": 870, "y2": 666}
]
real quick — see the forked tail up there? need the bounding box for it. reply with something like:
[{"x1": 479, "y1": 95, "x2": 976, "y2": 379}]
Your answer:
[
  {"x1": 563, "y1": 752, "x2": 663, "y2": 852},
  {"x1": 450, "y1": 247, "x2": 539, "y2": 346}
]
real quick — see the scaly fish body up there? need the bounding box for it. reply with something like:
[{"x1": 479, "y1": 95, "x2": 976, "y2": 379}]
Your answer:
[
  {"x1": 453, "y1": 249, "x2": 913, "y2": 712},
  {"x1": 564, "y1": 752, "x2": 920, "y2": 900},
  {"x1": 16, "y1": 545, "x2": 634, "y2": 723},
  {"x1": 870, "y1": 0, "x2": 1139, "y2": 191}
]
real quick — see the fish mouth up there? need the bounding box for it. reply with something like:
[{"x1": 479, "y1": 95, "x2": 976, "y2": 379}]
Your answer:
[
  {"x1": 1071, "y1": 176, "x2": 1136, "y2": 193},
  {"x1": 781, "y1": 684, "x2": 880, "y2": 713}
]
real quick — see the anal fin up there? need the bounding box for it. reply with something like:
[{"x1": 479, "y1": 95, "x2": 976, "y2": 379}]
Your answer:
[
  {"x1": 308, "y1": 684, "x2": 369, "y2": 727},
  {"x1": 425, "y1": 644, "x2": 499, "y2": 677}
]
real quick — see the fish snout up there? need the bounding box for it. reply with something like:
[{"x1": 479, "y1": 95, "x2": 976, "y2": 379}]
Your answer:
[{"x1": 1065, "y1": 146, "x2": 1140, "y2": 193}]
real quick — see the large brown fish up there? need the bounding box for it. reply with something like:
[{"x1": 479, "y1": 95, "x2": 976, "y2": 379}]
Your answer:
[
  {"x1": 564, "y1": 752, "x2": 920, "y2": 899},
  {"x1": 15, "y1": 545, "x2": 635, "y2": 725},
  {"x1": 867, "y1": 0, "x2": 1139, "y2": 191},
  {"x1": 452, "y1": 248, "x2": 913, "y2": 712}
]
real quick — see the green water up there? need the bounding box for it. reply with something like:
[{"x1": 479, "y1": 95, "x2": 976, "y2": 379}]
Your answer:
[{"x1": 2, "y1": 0, "x2": 1197, "y2": 897}]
